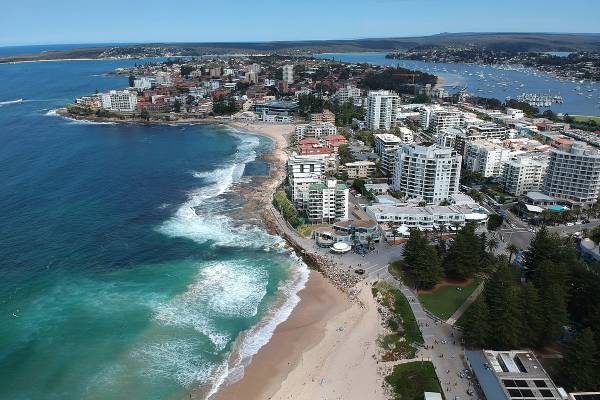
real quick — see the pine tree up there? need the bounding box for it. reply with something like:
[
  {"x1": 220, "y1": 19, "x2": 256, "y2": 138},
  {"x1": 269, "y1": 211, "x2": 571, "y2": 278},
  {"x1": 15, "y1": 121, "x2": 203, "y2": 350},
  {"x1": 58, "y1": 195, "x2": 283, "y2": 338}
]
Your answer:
[
  {"x1": 517, "y1": 283, "x2": 543, "y2": 347},
  {"x1": 484, "y1": 264, "x2": 521, "y2": 349},
  {"x1": 462, "y1": 297, "x2": 490, "y2": 348},
  {"x1": 444, "y1": 223, "x2": 482, "y2": 280},
  {"x1": 562, "y1": 328, "x2": 599, "y2": 391},
  {"x1": 537, "y1": 283, "x2": 568, "y2": 346},
  {"x1": 413, "y1": 245, "x2": 443, "y2": 289}
]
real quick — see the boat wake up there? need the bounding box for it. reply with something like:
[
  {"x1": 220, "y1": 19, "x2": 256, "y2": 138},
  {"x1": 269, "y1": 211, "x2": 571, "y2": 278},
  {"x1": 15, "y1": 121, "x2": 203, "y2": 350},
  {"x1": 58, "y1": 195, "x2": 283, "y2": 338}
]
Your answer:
[{"x1": 0, "y1": 99, "x2": 24, "y2": 107}]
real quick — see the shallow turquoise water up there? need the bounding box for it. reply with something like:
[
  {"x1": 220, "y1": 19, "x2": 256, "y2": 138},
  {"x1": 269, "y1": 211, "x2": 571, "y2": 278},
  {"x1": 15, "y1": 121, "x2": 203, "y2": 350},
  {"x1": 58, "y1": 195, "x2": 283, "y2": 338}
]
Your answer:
[{"x1": 0, "y1": 59, "x2": 306, "y2": 399}]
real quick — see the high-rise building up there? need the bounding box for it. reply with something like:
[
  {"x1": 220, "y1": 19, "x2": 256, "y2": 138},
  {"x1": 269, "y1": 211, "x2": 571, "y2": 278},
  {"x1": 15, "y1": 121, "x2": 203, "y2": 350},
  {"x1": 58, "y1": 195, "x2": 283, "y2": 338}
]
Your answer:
[
  {"x1": 542, "y1": 141, "x2": 600, "y2": 208},
  {"x1": 333, "y1": 85, "x2": 362, "y2": 106},
  {"x1": 373, "y1": 133, "x2": 403, "y2": 176},
  {"x1": 282, "y1": 64, "x2": 294, "y2": 84},
  {"x1": 100, "y1": 90, "x2": 138, "y2": 112},
  {"x1": 287, "y1": 153, "x2": 326, "y2": 207},
  {"x1": 501, "y1": 156, "x2": 547, "y2": 196},
  {"x1": 464, "y1": 140, "x2": 512, "y2": 178},
  {"x1": 393, "y1": 143, "x2": 462, "y2": 205},
  {"x1": 421, "y1": 107, "x2": 463, "y2": 133},
  {"x1": 366, "y1": 90, "x2": 399, "y2": 130},
  {"x1": 307, "y1": 179, "x2": 349, "y2": 223}
]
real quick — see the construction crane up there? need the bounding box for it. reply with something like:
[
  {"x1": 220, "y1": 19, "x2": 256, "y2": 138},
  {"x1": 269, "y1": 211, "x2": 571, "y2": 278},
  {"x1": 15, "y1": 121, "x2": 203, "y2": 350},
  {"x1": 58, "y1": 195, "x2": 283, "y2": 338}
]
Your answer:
[{"x1": 392, "y1": 71, "x2": 418, "y2": 94}]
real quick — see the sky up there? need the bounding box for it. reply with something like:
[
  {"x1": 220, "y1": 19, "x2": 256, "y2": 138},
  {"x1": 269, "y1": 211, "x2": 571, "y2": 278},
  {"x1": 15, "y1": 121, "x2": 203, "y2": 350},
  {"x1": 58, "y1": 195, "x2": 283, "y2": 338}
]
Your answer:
[{"x1": 1, "y1": 0, "x2": 600, "y2": 46}]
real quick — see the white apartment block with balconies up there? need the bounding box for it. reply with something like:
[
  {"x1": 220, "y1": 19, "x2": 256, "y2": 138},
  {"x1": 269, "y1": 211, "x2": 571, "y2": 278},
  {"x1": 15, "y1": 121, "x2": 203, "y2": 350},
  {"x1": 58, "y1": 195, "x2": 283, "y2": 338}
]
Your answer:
[
  {"x1": 287, "y1": 152, "x2": 326, "y2": 207},
  {"x1": 374, "y1": 133, "x2": 403, "y2": 176},
  {"x1": 282, "y1": 64, "x2": 294, "y2": 84},
  {"x1": 392, "y1": 143, "x2": 462, "y2": 205},
  {"x1": 542, "y1": 141, "x2": 600, "y2": 208},
  {"x1": 421, "y1": 107, "x2": 463, "y2": 134},
  {"x1": 464, "y1": 140, "x2": 512, "y2": 178},
  {"x1": 306, "y1": 179, "x2": 349, "y2": 223},
  {"x1": 100, "y1": 90, "x2": 138, "y2": 112},
  {"x1": 295, "y1": 123, "x2": 337, "y2": 142},
  {"x1": 501, "y1": 156, "x2": 547, "y2": 196},
  {"x1": 366, "y1": 90, "x2": 399, "y2": 130},
  {"x1": 333, "y1": 84, "x2": 363, "y2": 106}
]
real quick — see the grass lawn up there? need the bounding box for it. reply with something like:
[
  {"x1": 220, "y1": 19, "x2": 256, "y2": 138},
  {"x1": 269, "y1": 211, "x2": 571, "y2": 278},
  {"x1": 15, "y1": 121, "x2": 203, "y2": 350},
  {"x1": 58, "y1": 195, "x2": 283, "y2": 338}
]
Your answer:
[
  {"x1": 385, "y1": 361, "x2": 443, "y2": 400},
  {"x1": 374, "y1": 282, "x2": 423, "y2": 346},
  {"x1": 418, "y1": 278, "x2": 481, "y2": 321},
  {"x1": 572, "y1": 115, "x2": 600, "y2": 124}
]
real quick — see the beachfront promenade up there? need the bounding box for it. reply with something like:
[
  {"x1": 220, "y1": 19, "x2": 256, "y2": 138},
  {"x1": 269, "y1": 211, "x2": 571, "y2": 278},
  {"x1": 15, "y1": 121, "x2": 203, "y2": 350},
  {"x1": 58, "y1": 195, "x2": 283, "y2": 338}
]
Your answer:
[{"x1": 267, "y1": 205, "x2": 476, "y2": 399}]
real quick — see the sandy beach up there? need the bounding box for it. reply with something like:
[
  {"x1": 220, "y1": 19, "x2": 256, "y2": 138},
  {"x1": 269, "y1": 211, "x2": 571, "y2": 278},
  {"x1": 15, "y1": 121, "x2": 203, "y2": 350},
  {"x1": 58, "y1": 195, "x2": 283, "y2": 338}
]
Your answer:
[{"x1": 213, "y1": 276, "x2": 387, "y2": 400}]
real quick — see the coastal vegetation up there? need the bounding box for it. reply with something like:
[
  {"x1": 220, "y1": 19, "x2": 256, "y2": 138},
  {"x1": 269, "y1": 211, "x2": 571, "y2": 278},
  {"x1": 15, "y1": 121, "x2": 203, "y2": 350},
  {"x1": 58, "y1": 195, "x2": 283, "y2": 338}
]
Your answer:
[
  {"x1": 460, "y1": 227, "x2": 600, "y2": 391},
  {"x1": 384, "y1": 362, "x2": 443, "y2": 400},
  {"x1": 361, "y1": 67, "x2": 438, "y2": 94},
  {"x1": 273, "y1": 191, "x2": 301, "y2": 228}
]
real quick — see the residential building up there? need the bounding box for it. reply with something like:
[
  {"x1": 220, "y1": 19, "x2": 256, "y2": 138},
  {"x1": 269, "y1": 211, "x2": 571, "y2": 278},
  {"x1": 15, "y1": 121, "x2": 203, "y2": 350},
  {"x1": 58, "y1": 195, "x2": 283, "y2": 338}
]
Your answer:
[
  {"x1": 287, "y1": 153, "x2": 325, "y2": 207},
  {"x1": 454, "y1": 123, "x2": 509, "y2": 155},
  {"x1": 343, "y1": 161, "x2": 376, "y2": 179},
  {"x1": 465, "y1": 350, "x2": 563, "y2": 400},
  {"x1": 295, "y1": 122, "x2": 337, "y2": 141},
  {"x1": 306, "y1": 179, "x2": 349, "y2": 223},
  {"x1": 464, "y1": 140, "x2": 512, "y2": 178},
  {"x1": 366, "y1": 90, "x2": 399, "y2": 130},
  {"x1": 394, "y1": 126, "x2": 415, "y2": 143},
  {"x1": 393, "y1": 143, "x2": 462, "y2": 205},
  {"x1": 425, "y1": 108, "x2": 463, "y2": 134},
  {"x1": 501, "y1": 156, "x2": 547, "y2": 196},
  {"x1": 310, "y1": 109, "x2": 336, "y2": 124},
  {"x1": 132, "y1": 77, "x2": 155, "y2": 90},
  {"x1": 542, "y1": 141, "x2": 600, "y2": 208},
  {"x1": 374, "y1": 133, "x2": 403, "y2": 176},
  {"x1": 333, "y1": 84, "x2": 362, "y2": 106},
  {"x1": 282, "y1": 64, "x2": 294, "y2": 84},
  {"x1": 506, "y1": 108, "x2": 525, "y2": 120},
  {"x1": 100, "y1": 90, "x2": 138, "y2": 112}
]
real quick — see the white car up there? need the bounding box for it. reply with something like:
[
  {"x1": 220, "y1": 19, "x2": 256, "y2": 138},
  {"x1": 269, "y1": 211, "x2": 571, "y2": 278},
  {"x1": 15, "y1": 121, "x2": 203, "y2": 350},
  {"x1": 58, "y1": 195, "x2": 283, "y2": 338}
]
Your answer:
[{"x1": 566, "y1": 222, "x2": 575, "y2": 227}]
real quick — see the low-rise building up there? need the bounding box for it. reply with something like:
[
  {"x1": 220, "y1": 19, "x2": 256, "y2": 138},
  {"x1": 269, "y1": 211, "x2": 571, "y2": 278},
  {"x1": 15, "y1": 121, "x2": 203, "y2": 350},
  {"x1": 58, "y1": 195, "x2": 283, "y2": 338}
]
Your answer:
[
  {"x1": 314, "y1": 219, "x2": 381, "y2": 247},
  {"x1": 465, "y1": 350, "x2": 563, "y2": 400},
  {"x1": 365, "y1": 203, "x2": 488, "y2": 231},
  {"x1": 295, "y1": 122, "x2": 337, "y2": 141},
  {"x1": 343, "y1": 161, "x2": 376, "y2": 179},
  {"x1": 310, "y1": 109, "x2": 336, "y2": 125}
]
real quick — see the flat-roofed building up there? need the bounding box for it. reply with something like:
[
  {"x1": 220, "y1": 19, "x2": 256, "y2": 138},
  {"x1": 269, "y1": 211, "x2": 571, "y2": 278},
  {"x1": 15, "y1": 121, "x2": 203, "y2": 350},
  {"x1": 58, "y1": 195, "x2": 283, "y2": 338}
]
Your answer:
[
  {"x1": 374, "y1": 133, "x2": 403, "y2": 176},
  {"x1": 465, "y1": 350, "x2": 563, "y2": 400},
  {"x1": 464, "y1": 140, "x2": 512, "y2": 178},
  {"x1": 310, "y1": 109, "x2": 336, "y2": 124},
  {"x1": 366, "y1": 90, "x2": 399, "y2": 130},
  {"x1": 343, "y1": 161, "x2": 376, "y2": 179},
  {"x1": 501, "y1": 156, "x2": 548, "y2": 196},
  {"x1": 295, "y1": 122, "x2": 337, "y2": 141},
  {"x1": 307, "y1": 179, "x2": 349, "y2": 223},
  {"x1": 101, "y1": 90, "x2": 138, "y2": 112},
  {"x1": 393, "y1": 143, "x2": 462, "y2": 205},
  {"x1": 287, "y1": 153, "x2": 326, "y2": 207},
  {"x1": 543, "y1": 141, "x2": 600, "y2": 208}
]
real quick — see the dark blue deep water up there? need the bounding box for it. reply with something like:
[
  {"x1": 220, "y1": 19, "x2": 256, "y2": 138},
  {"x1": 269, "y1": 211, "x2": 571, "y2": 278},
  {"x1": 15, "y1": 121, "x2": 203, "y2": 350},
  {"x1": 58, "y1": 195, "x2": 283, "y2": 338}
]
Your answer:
[{"x1": 0, "y1": 59, "x2": 307, "y2": 399}]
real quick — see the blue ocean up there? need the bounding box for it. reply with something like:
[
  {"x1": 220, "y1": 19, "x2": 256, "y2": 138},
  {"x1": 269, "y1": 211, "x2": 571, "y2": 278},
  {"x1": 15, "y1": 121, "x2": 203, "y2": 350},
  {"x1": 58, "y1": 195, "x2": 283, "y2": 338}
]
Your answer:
[{"x1": 0, "y1": 59, "x2": 307, "y2": 399}]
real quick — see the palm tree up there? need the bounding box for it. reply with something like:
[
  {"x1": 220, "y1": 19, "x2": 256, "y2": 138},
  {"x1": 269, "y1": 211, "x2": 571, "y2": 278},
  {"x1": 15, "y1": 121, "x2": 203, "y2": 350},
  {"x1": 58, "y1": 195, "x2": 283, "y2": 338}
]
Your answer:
[
  {"x1": 487, "y1": 238, "x2": 499, "y2": 254},
  {"x1": 507, "y1": 244, "x2": 519, "y2": 265},
  {"x1": 366, "y1": 235, "x2": 373, "y2": 250}
]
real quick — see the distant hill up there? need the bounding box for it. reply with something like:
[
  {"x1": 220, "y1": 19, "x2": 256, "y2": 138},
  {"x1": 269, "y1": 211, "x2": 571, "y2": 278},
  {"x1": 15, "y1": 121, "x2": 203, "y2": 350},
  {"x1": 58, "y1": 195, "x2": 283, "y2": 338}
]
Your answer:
[{"x1": 2, "y1": 33, "x2": 600, "y2": 63}]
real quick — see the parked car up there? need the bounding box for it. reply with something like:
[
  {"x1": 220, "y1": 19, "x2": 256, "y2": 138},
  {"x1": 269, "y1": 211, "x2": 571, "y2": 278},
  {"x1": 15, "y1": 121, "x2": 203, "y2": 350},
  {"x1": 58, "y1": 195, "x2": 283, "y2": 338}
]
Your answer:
[{"x1": 354, "y1": 269, "x2": 365, "y2": 275}]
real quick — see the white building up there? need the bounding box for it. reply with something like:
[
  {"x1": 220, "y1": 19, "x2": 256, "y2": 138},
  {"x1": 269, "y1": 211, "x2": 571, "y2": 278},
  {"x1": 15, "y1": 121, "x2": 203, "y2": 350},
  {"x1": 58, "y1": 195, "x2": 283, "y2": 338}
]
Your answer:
[
  {"x1": 295, "y1": 123, "x2": 337, "y2": 141},
  {"x1": 421, "y1": 107, "x2": 463, "y2": 133},
  {"x1": 374, "y1": 133, "x2": 403, "y2": 176},
  {"x1": 366, "y1": 90, "x2": 399, "y2": 130},
  {"x1": 365, "y1": 204, "x2": 488, "y2": 231},
  {"x1": 464, "y1": 140, "x2": 512, "y2": 178},
  {"x1": 506, "y1": 108, "x2": 525, "y2": 120},
  {"x1": 100, "y1": 90, "x2": 138, "y2": 112},
  {"x1": 132, "y1": 77, "x2": 154, "y2": 90},
  {"x1": 334, "y1": 84, "x2": 362, "y2": 106},
  {"x1": 501, "y1": 156, "x2": 547, "y2": 196},
  {"x1": 282, "y1": 64, "x2": 294, "y2": 84},
  {"x1": 393, "y1": 143, "x2": 462, "y2": 205},
  {"x1": 343, "y1": 161, "x2": 376, "y2": 179},
  {"x1": 394, "y1": 126, "x2": 415, "y2": 143},
  {"x1": 287, "y1": 153, "x2": 326, "y2": 207},
  {"x1": 542, "y1": 141, "x2": 600, "y2": 208},
  {"x1": 307, "y1": 179, "x2": 349, "y2": 223}
]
